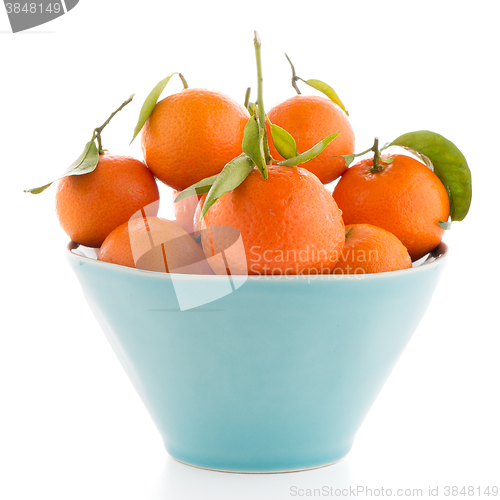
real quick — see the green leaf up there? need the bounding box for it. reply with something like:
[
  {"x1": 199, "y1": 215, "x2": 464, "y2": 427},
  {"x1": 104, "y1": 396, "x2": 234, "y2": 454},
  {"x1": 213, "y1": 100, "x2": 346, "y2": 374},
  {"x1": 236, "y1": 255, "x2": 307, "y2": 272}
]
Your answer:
[
  {"x1": 267, "y1": 118, "x2": 298, "y2": 159},
  {"x1": 276, "y1": 132, "x2": 340, "y2": 167},
  {"x1": 247, "y1": 102, "x2": 255, "y2": 116},
  {"x1": 174, "y1": 174, "x2": 219, "y2": 203},
  {"x1": 304, "y1": 79, "x2": 349, "y2": 115},
  {"x1": 25, "y1": 139, "x2": 100, "y2": 194},
  {"x1": 242, "y1": 116, "x2": 267, "y2": 178},
  {"x1": 337, "y1": 154, "x2": 356, "y2": 168},
  {"x1": 201, "y1": 154, "x2": 255, "y2": 218},
  {"x1": 62, "y1": 139, "x2": 100, "y2": 175},
  {"x1": 380, "y1": 156, "x2": 394, "y2": 165},
  {"x1": 439, "y1": 220, "x2": 452, "y2": 230},
  {"x1": 130, "y1": 72, "x2": 178, "y2": 144},
  {"x1": 25, "y1": 182, "x2": 53, "y2": 195},
  {"x1": 389, "y1": 130, "x2": 472, "y2": 221}
]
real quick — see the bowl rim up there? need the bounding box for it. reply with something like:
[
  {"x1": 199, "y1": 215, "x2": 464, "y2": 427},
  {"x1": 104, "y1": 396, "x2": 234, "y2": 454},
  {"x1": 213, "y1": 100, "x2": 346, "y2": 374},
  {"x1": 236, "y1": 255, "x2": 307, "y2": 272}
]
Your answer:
[{"x1": 66, "y1": 240, "x2": 448, "y2": 283}]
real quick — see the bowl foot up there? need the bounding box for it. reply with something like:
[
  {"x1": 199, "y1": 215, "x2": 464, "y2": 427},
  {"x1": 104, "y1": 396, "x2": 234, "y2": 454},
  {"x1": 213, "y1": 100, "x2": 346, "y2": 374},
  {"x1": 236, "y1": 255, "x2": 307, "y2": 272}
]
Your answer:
[{"x1": 167, "y1": 450, "x2": 351, "y2": 474}]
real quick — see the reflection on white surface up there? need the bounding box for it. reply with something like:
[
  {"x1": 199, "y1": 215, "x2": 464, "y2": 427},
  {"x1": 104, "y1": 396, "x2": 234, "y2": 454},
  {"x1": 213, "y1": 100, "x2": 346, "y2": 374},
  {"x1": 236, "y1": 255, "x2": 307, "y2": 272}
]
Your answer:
[{"x1": 151, "y1": 455, "x2": 356, "y2": 500}]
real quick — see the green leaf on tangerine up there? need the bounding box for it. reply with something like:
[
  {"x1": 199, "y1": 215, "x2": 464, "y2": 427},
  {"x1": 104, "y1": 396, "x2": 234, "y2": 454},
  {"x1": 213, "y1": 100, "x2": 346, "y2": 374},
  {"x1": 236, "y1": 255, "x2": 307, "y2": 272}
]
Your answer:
[
  {"x1": 380, "y1": 156, "x2": 394, "y2": 165},
  {"x1": 174, "y1": 174, "x2": 219, "y2": 203},
  {"x1": 242, "y1": 116, "x2": 267, "y2": 178},
  {"x1": 276, "y1": 132, "x2": 340, "y2": 167},
  {"x1": 304, "y1": 79, "x2": 348, "y2": 115},
  {"x1": 439, "y1": 220, "x2": 453, "y2": 230},
  {"x1": 201, "y1": 154, "x2": 255, "y2": 219},
  {"x1": 337, "y1": 154, "x2": 356, "y2": 168},
  {"x1": 389, "y1": 130, "x2": 472, "y2": 222},
  {"x1": 25, "y1": 139, "x2": 100, "y2": 194},
  {"x1": 130, "y1": 72, "x2": 178, "y2": 144},
  {"x1": 267, "y1": 117, "x2": 298, "y2": 159}
]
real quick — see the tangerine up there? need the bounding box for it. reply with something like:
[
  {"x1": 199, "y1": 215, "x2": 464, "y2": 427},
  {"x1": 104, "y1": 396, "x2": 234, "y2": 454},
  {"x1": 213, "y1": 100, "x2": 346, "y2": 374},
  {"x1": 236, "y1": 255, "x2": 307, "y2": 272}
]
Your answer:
[
  {"x1": 97, "y1": 215, "x2": 212, "y2": 274},
  {"x1": 201, "y1": 165, "x2": 345, "y2": 275},
  {"x1": 266, "y1": 95, "x2": 355, "y2": 184},
  {"x1": 55, "y1": 154, "x2": 159, "y2": 248},
  {"x1": 332, "y1": 154, "x2": 450, "y2": 261},
  {"x1": 141, "y1": 88, "x2": 250, "y2": 191},
  {"x1": 333, "y1": 224, "x2": 412, "y2": 275}
]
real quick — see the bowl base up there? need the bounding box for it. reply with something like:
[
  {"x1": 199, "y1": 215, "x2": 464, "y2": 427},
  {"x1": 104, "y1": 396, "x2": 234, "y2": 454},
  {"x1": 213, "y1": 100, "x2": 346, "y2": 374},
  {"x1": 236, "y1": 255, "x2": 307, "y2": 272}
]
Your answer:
[{"x1": 169, "y1": 453, "x2": 349, "y2": 474}]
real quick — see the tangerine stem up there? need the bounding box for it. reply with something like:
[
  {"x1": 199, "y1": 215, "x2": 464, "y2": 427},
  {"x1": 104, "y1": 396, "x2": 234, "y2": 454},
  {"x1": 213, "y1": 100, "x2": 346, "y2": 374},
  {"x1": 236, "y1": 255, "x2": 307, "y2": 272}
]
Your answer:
[
  {"x1": 370, "y1": 137, "x2": 383, "y2": 173},
  {"x1": 94, "y1": 94, "x2": 135, "y2": 155},
  {"x1": 254, "y1": 31, "x2": 271, "y2": 172},
  {"x1": 285, "y1": 53, "x2": 302, "y2": 95},
  {"x1": 179, "y1": 73, "x2": 189, "y2": 89},
  {"x1": 95, "y1": 131, "x2": 103, "y2": 156}
]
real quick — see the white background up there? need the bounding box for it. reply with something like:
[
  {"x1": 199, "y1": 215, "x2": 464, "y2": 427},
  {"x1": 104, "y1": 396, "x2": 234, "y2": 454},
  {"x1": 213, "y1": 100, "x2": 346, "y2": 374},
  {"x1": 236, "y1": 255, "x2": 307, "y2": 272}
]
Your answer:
[{"x1": 1, "y1": 1, "x2": 499, "y2": 498}]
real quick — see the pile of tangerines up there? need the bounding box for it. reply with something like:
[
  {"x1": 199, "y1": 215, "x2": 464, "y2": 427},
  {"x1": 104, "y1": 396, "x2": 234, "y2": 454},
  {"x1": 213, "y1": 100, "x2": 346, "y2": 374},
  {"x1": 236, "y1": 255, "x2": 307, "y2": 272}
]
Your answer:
[{"x1": 28, "y1": 33, "x2": 472, "y2": 277}]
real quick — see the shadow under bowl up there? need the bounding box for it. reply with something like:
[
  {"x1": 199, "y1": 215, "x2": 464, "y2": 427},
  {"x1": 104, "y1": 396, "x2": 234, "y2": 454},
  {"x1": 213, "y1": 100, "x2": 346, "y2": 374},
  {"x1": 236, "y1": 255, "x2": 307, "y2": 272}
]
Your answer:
[{"x1": 66, "y1": 242, "x2": 448, "y2": 473}]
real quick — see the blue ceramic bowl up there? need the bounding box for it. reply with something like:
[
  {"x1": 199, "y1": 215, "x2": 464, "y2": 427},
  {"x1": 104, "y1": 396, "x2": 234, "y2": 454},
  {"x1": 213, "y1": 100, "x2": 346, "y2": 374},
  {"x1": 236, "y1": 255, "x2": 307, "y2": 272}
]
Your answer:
[{"x1": 67, "y1": 242, "x2": 448, "y2": 473}]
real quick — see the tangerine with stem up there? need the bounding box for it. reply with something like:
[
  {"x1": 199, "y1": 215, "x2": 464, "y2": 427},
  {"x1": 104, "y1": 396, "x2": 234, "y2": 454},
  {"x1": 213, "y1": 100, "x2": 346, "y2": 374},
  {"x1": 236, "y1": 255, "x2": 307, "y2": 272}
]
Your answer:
[
  {"x1": 265, "y1": 56, "x2": 354, "y2": 184},
  {"x1": 333, "y1": 153, "x2": 450, "y2": 261},
  {"x1": 55, "y1": 98, "x2": 159, "y2": 248},
  {"x1": 201, "y1": 166, "x2": 345, "y2": 275}
]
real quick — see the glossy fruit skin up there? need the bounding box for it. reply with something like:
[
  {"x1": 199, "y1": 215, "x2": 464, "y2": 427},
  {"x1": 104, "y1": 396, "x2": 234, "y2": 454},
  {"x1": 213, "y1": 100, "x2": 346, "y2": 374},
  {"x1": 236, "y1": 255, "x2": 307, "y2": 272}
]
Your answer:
[
  {"x1": 97, "y1": 216, "x2": 212, "y2": 275},
  {"x1": 334, "y1": 224, "x2": 412, "y2": 275},
  {"x1": 266, "y1": 95, "x2": 355, "y2": 184},
  {"x1": 201, "y1": 165, "x2": 345, "y2": 275},
  {"x1": 55, "y1": 154, "x2": 159, "y2": 248},
  {"x1": 333, "y1": 154, "x2": 450, "y2": 261},
  {"x1": 141, "y1": 88, "x2": 250, "y2": 191}
]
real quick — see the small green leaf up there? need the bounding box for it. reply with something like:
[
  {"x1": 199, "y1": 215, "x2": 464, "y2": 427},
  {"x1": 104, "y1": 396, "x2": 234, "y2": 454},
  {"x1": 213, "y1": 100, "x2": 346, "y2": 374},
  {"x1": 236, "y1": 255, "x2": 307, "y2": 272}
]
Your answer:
[
  {"x1": 130, "y1": 72, "x2": 178, "y2": 144},
  {"x1": 336, "y1": 143, "x2": 378, "y2": 168},
  {"x1": 201, "y1": 154, "x2": 255, "y2": 218},
  {"x1": 304, "y1": 79, "x2": 348, "y2": 115},
  {"x1": 389, "y1": 131, "x2": 472, "y2": 221},
  {"x1": 247, "y1": 101, "x2": 255, "y2": 116},
  {"x1": 242, "y1": 116, "x2": 267, "y2": 178},
  {"x1": 25, "y1": 139, "x2": 100, "y2": 194},
  {"x1": 337, "y1": 154, "x2": 356, "y2": 168},
  {"x1": 439, "y1": 220, "x2": 452, "y2": 230},
  {"x1": 174, "y1": 174, "x2": 219, "y2": 203},
  {"x1": 26, "y1": 182, "x2": 53, "y2": 195},
  {"x1": 276, "y1": 132, "x2": 340, "y2": 167},
  {"x1": 62, "y1": 139, "x2": 100, "y2": 175},
  {"x1": 267, "y1": 117, "x2": 298, "y2": 159},
  {"x1": 380, "y1": 156, "x2": 394, "y2": 165}
]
